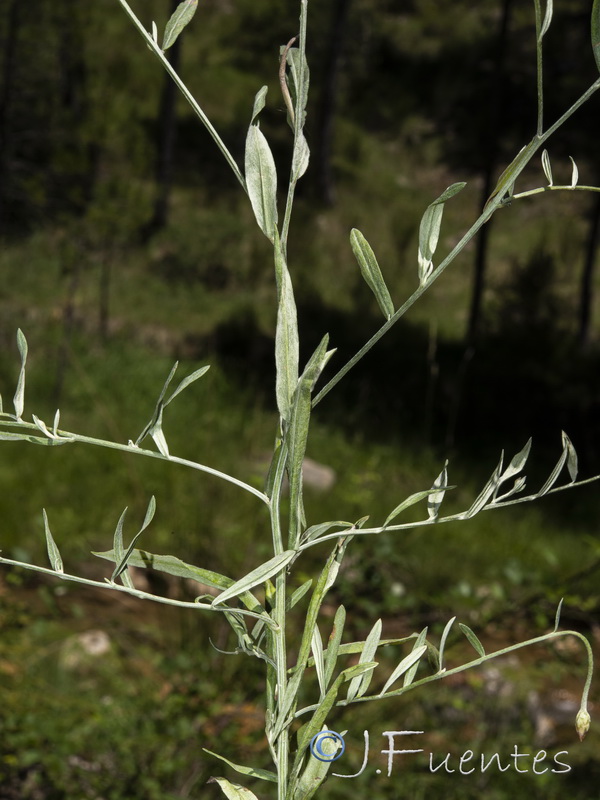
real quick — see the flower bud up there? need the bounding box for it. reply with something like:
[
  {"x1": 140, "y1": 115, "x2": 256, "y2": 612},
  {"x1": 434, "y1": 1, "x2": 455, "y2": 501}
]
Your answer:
[{"x1": 576, "y1": 708, "x2": 591, "y2": 741}]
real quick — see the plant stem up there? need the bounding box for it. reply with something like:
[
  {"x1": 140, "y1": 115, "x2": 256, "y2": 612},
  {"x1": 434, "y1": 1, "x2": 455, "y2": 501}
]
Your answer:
[
  {"x1": 534, "y1": 0, "x2": 544, "y2": 136},
  {"x1": 512, "y1": 184, "x2": 600, "y2": 200}
]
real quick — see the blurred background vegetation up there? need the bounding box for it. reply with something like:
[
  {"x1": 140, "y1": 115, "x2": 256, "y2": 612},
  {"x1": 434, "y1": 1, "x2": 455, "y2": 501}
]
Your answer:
[{"x1": 1, "y1": 0, "x2": 600, "y2": 797}]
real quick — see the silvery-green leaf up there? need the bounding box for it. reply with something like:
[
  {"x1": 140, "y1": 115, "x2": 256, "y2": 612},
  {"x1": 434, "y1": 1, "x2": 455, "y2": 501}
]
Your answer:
[
  {"x1": 493, "y1": 475, "x2": 527, "y2": 503},
  {"x1": 162, "y1": 0, "x2": 198, "y2": 50},
  {"x1": 287, "y1": 336, "x2": 331, "y2": 548},
  {"x1": 554, "y1": 597, "x2": 564, "y2": 632},
  {"x1": 380, "y1": 645, "x2": 427, "y2": 695},
  {"x1": 293, "y1": 725, "x2": 342, "y2": 800},
  {"x1": 458, "y1": 623, "x2": 485, "y2": 657},
  {"x1": 346, "y1": 618, "x2": 382, "y2": 701},
  {"x1": 274, "y1": 232, "x2": 299, "y2": 421},
  {"x1": 502, "y1": 439, "x2": 532, "y2": 481},
  {"x1": 112, "y1": 496, "x2": 157, "y2": 582},
  {"x1": 211, "y1": 550, "x2": 296, "y2": 606},
  {"x1": 43, "y1": 509, "x2": 63, "y2": 573},
  {"x1": 302, "y1": 520, "x2": 353, "y2": 544},
  {"x1": 593, "y1": 0, "x2": 600, "y2": 74},
  {"x1": 463, "y1": 454, "x2": 504, "y2": 518},
  {"x1": 417, "y1": 183, "x2": 466, "y2": 286},
  {"x1": 539, "y1": 0, "x2": 553, "y2": 39},
  {"x1": 203, "y1": 750, "x2": 276, "y2": 783},
  {"x1": 13, "y1": 329, "x2": 28, "y2": 419},
  {"x1": 151, "y1": 20, "x2": 158, "y2": 43},
  {"x1": 292, "y1": 132, "x2": 310, "y2": 181},
  {"x1": 164, "y1": 365, "x2": 210, "y2": 406},
  {"x1": 538, "y1": 433, "x2": 573, "y2": 495},
  {"x1": 324, "y1": 605, "x2": 346, "y2": 689},
  {"x1": 288, "y1": 578, "x2": 313, "y2": 609},
  {"x1": 570, "y1": 156, "x2": 579, "y2": 187},
  {"x1": 403, "y1": 627, "x2": 428, "y2": 687},
  {"x1": 53, "y1": 409, "x2": 60, "y2": 436},
  {"x1": 285, "y1": 46, "x2": 309, "y2": 129},
  {"x1": 541, "y1": 149, "x2": 553, "y2": 186},
  {"x1": 32, "y1": 414, "x2": 53, "y2": 439},
  {"x1": 563, "y1": 431, "x2": 578, "y2": 482},
  {"x1": 428, "y1": 460, "x2": 448, "y2": 520},
  {"x1": 438, "y1": 616, "x2": 456, "y2": 671},
  {"x1": 93, "y1": 548, "x2": 264, "y2": 614},
  {"x1": 250, "y1": 86, "x2": 268, "y2": 124},
  {"x1": 135, "y1": 362, "x2": 178, "y2": 446},
  {"x1": 111, "y1": 508, "x2": 134, "y2": 588},
  {"x1": 311, "y1": 627, "x2": 326, "y2": 698},
  {"x1": 245, "y1": 124, "x2": 278, "y2": 241},
  {"x1": 350, "y1": 229, "x2": 394, "y2": 320},
  {"x1": 207, "y1": 777, "x2": 260, "y2": 800},
  {"x1": 384, "y1": 489, "x2": 437, "y2": 527},
  {"x1": 150, "y1": 406, "x2": 169, "y2": 457}
]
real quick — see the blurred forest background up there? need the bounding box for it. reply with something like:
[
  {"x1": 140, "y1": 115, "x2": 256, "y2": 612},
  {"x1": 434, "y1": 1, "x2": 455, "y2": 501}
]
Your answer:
[{"x1": 1, "y1": 0, "x2": 600, "y2": 798}]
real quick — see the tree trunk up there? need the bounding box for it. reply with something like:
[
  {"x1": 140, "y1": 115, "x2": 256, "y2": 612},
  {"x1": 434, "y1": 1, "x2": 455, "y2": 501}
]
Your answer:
[
  {"x1": 144, "y1": 0, "x2": 182, "y2": 237},
  {"x1": 577, "y1": 192, "x2": 600, "y2": 349},
  {"x1": 466, "y1": 0, "x2": 513, "y2": 344},
  {"x1": 312, "y1": 0, "x2": 352, "y2": 206},
  {"x1": 0, "y1": 0, "x2": 21, "y2": 233}
]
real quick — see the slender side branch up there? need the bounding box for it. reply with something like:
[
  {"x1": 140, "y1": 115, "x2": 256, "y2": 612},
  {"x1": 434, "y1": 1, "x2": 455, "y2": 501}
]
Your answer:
[
  {"x1": 313, "y1": 77, "x2": 600, "y2": 407},
  {"x1": 294, "y1": 628, "x2": 594, "y2": 716},
  {"x1": 0, "y1": 419, "x2": 269, "y2": 504},
  {"x1": 0, "y1": 555, "x2": 277, "y2": 627},
  {"x1": 115, "y1": 0, "x2": 246, "y2": 191}
]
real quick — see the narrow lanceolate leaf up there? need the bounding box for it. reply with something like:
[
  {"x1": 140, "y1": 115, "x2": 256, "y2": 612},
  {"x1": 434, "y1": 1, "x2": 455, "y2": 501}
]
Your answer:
[
  {"x1": 427, "y1": 460, "x2": 448, "y2": 520},
  {"x1": 380, "y1": 645, "x2": 427, "y2": 695},
  {"x1": 554, "y1": 597, "x2": 564, "y2": 632},
  {"x1": 287, "y1": 336, "x2": 331, "y2": 549},
  {"x1": 403, "y1": 627, "x2": 428, "y2": 687},
  {"x1": 311, "y1": 627, "x2": 326, "y2": 698},
  {"x1": 207, "y1": 777, "x2": 260, "y2": 800},
  {"x1": 350, "y1": 229, "x2": 395, "y2": 319},
  {"x1": 203, "y1": 750, "x2": 277, "y2": 783},
  {"x1": 463, "y1": 454, "x2": 504, "y2": 518},
  {"x1": 164, "y1": 365, "x2": 210, "y2": 406},
  {"x1": 538, "y1": 432, "x2": 576, "y2": 495},
  {"x1": 593, "y1": 0, "x2": 600, "y2": 73},
  {"x1": 111, "y1": 508, "x2": 134, "y2": 588},
  {"x1": 162, "y1": 0, "x2": 198, "y2": 50},
  {"x1": 324, "y1": 605, "x2": 346, "y2": 689},
  {"x1": 418, "y1": 183, "x2": 466, "y2": 285},
  {"x1": 285, "y1": 46, "x2": 310, "y2": 130},
  {"x1": 569, "y1": 157, "x2": 579, "y2": 188},
  {"x1": 564, "y1": 431, "x2": 578, "y2": 482},
  {"x1": 93, "y1": 548, "x2": 265, "y2": 614},
  {"x1": 112, "y1": 497, "x2": 157, "y2": 581},
  {"x1": 384, "y1": 489, "x2": 435, "y2": 527},
  {"x1": 292, "y1": 132, "x2": 310, "y2": 181},
  {"x1": 250, "y1": 86, "x2": 268, "y2": 124},
  {"x1": 211, "y1": 550, "x2": 296, "y2": 606},
  {"x1": 539, "y1": 0, "x2": 553, "y2": 40},
  {"x1": 302, "y1": 520, "x2": 353, "y2": 544},
  {"x1": 293, "y1": 726, "x2": 342, "y2": 800},
  {"x1": 13, "y1": 329, "x2": 28, "y2": 419},
  {"x1": 346, "y1": 618, "x2": 382, "y2": 701},
  {"x1": 288, "y1": 578, "x2": 313, "y2": 609},
  {"x1": 459, "y1": 623, "x2": 486, "y2": 657},
  {"x1": 438, "y1": 616, "x2": 456, "y2": 672},
  {"x1": 274, "y1": 232, "x2": 299, "y2": 421},
  {"x1": 42, "y1": 509, "x2": 63, "y2": 573},
  {"x1": 245, "y1": 124, "x2": 278, "y2": 241},
  {"x1": 541, "y1": 150, "x2": 553, "y2": 186},
  {"x1": 135, "y1": 362, "x2": 178, "y2": 447}
]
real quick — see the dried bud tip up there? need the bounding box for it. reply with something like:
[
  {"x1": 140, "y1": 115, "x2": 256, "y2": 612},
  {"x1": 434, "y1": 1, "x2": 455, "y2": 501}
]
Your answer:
[{"x1": 576, "y1": 708, "x2": 591, "y2": 742}]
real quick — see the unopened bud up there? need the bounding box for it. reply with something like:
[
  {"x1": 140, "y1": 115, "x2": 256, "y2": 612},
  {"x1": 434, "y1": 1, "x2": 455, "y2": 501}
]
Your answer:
[{"x1": 576, "y1": 708, "x2": 591, "y2": 741}]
